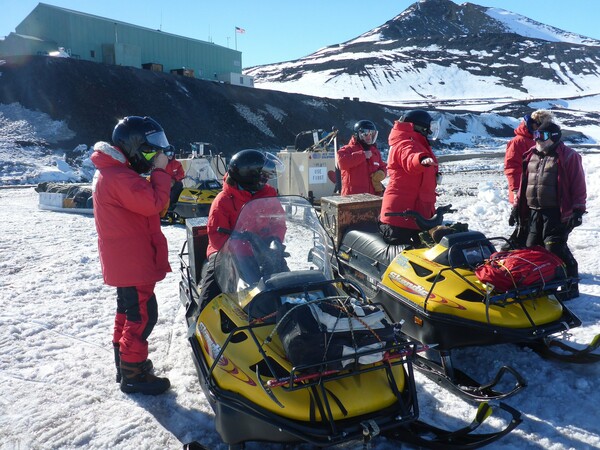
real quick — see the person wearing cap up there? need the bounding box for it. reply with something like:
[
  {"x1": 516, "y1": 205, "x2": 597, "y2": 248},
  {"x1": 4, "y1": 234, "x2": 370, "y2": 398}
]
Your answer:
[
  {"x1": 511, "y1": 121, "x2": 587, "y2": 300},
  {"x1": 504, "y1": 110, "x2": 554, "y2": 205},
  {"x1": 337, "y1": 120, "x2": 387, "y2": 196},
  {"x1": 379, "y1": 110, "x2": 439, "y2": 246},
  {"x1": 163, "y1": 146, "x2": 185, "y2": 211}
]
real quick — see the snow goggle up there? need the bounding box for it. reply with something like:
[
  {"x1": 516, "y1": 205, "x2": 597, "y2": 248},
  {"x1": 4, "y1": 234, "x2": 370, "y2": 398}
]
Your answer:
[
  {"x1": 533, "y1": 130, "x2": 556, "y2": 141},
  {"x1": 141, "y1": 144, "x2": 164, "y2": 161},
  {"x1": 413, "y1": 124, "x2": 433, "y2": 136},
  {"x1": 142, "y1": 150, "x2": 158, "y2": 161},
  {"x1": 359, "y1": 129, "x2": 378, "y2": 144}
]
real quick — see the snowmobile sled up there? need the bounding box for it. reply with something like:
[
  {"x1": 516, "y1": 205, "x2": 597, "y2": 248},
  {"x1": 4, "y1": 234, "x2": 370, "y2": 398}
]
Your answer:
[
  {"x1": 178, "y1": 196, "x2": 521, "y2": 449},
  {"x1": 36, "y1": 182, "x2": 94, "y2": 215},
  {"x1": 323, "y1": 194, "x2": 600, "y2": 403}
]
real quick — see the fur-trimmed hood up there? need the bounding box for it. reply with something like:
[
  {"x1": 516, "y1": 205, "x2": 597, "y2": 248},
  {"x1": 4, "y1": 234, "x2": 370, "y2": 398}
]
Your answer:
[{"x1": 92, "y1": 141, "x2": 127, "y2": 165}]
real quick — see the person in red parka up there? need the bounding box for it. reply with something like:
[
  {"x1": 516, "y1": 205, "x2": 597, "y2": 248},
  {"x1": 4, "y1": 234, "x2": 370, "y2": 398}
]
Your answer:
[
  {"x1": 163, "y1": 146, "x2": 185, "y2": 211},
  {"x1": 379, "y1": 110, "x2": 439, "y2": 246},
  {"x1": 504, "y1": 110, "x2": 553, "y2": 204},
  {"x1": 337, "y1": 120, "x2": 387, "y2": 196},
  {"x1": 91, "y1": 116, "x2": 172, "y2": 396},
  {"x1": 198, "y1": 149, "x2": 286, "y2": 308}
]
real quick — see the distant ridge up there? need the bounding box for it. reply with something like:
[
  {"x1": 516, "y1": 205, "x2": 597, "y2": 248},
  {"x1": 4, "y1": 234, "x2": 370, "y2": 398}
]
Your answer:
[{"x1": 245, "y1": 0, "x2": 600, "y2": 106}]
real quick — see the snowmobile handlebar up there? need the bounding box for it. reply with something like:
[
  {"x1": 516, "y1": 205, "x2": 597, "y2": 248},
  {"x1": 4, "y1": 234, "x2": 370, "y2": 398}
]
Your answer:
[
  {"x1": 385, "y1": 205, "x2": 456, "y2": 230},
  {"x1": 216, "y1": 226, "x2": 232, "y2": 235}
]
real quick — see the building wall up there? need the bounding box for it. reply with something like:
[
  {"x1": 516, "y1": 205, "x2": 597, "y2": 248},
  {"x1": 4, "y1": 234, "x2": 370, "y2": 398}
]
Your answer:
[{"x1": 1, "y1": 3, "x2": 245, "y2": 82}]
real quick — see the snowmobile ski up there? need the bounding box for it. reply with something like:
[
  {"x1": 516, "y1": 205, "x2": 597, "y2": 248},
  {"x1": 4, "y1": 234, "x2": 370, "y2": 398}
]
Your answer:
[
  {"x1": 383, "y1": 401, "x2": 523, "y2": 450},
  {"x1": 529, "y1": 333, "x2": 600, "y2": 364},
  {"x1": 413, "y1": 354, "x2": 527, "y2": 403}
]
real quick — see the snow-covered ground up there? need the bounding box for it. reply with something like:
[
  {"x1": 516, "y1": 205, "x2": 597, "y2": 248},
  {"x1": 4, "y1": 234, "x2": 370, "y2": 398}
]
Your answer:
[
  {"x1": 1, "y1": 65, "x2": 599, "y2": 448},
  {"x1": 1, "y1": 145, "x2": 599, "y2": 448}
]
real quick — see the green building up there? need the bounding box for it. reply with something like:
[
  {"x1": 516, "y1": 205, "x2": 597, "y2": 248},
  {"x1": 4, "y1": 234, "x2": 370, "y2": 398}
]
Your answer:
[{"x1": 0, "y1": 2, "x2": 253, "y2": 86}]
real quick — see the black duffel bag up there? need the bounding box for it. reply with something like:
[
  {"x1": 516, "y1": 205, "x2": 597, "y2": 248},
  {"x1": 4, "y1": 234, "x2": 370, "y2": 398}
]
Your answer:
[{"x1": 276, "y1": 296, "x2": 396, "y2": 371}]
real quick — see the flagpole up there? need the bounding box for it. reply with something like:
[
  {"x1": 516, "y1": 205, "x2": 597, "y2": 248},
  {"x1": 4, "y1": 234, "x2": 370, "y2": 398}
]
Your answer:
[{"x1": 235, "y1": 27, "x2": 237, "y2": 50}]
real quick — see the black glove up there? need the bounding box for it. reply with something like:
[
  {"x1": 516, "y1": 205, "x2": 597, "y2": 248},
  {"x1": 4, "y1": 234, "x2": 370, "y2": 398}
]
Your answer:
[
  {"x1": 569, "y1": 210, "x2": 584, "y2": 229},
  {"x1": 508, "y1": 207, "x2": 519, "y2": 227},
  {"x1": 262, "y1": 237, "x2": 289, "y2": 276}
]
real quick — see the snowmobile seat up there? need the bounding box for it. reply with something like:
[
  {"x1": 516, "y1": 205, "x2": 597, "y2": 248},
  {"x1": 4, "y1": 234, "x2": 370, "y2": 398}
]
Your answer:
[
  {"x1": 431, "y1": 231, "x2": 495, "y2": 267},
  {"x1": 339, "y1": 223, "x2": 405, "y2": 281},
  {"x1": 262, "y1": 270, "x2": 328, "y2": 291},
  {"x1": 245, "y1": 270, "x2": 329, "y2": 321}
]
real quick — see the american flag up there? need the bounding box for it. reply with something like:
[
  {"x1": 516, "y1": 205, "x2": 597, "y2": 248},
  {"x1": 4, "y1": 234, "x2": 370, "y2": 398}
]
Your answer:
[{"x1": 235, "y1": 26, "x2": 246, "y2": 34}]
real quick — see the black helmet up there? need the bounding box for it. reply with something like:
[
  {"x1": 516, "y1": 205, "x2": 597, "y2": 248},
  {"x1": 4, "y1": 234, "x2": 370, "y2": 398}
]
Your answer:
[
  {"x1": 401, "y1": 110, "x2": 433, "y2": 137},
  {"x1": 227, "y1": 149, "x2": 284, "y2": 192},
  {"x1": 353, "y1": 120, "x2": 378, "y2": 145},
  {"x1": 112, "y1": 116, "x2": 170, "y2": 173}
]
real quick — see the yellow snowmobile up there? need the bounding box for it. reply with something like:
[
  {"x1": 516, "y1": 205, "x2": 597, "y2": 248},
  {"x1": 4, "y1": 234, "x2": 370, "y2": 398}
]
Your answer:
[
  {"x1": 178, "y1": 196, "x2": 521, "y2": 449},
  {"x1": 328, "y1": 199, "x2": 600, "y2": 402},
  {"x1": 162, "y1": 152, "x2": 225, "y2": 224}
]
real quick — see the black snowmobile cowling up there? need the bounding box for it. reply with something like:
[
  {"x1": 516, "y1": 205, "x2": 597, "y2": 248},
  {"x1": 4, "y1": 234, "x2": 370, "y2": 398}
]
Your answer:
[{"x1": 322, "y1": 194, "x2": 600, "y2": 403}]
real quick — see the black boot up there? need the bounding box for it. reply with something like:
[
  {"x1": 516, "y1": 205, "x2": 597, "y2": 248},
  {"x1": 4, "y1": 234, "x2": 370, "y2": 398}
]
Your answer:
[
  {"x1": 564, "y1": 261, "x2": 580, "y2": 301},
  {"x1": 120, "y1": 361, "x2": 170, "y2": 395},
  {"x1": 113, "y1": 343, "x2": 154, "y2": 383}
]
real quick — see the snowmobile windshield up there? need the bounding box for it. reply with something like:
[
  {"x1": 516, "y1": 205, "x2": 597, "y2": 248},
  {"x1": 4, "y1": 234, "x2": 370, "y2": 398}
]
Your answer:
[
  {"x1": 181, "y1": 158, "x2": 220, "y2": 188},
  {"x1": 214, "y1": 196, "x2": 335, "y2": 308}
]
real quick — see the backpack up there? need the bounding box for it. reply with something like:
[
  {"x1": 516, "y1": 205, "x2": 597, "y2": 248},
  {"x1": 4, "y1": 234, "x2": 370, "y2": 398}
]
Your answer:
[{"x1": 474, "y1": 246, "x2": 566, "y2": 293}]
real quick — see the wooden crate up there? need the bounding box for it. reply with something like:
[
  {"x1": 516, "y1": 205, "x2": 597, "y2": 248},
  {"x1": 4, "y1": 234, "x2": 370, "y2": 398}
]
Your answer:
[{"x1": 320, "y1": 194, "x2": 382, "y2": 247}]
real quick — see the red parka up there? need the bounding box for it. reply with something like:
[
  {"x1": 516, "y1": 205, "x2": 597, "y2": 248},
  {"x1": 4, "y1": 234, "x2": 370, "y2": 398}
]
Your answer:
[
  {"x1": 91, "y1": 142, "x2": 172, "y2": 287},
  {"x1": 504, "y1": 121, "x2": 534, "y2": 204},
  {"x1": 206, "y1": 176, "x2": 285, "y2": 257},
  {"x1": 337, "y1": 136, "x2": 386, "y2": 196},
  {"x1": 165, "y1": 158, "x2": 185, "y2": 182},
  {"x1": 380, "y1": 121, "x2": 438, "y2": 230}
]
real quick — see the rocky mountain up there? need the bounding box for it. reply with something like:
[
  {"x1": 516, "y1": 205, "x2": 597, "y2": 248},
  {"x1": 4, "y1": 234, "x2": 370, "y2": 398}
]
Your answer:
[
  {"x1": 245, "y1": 0, "x2": 600, "y2": 107},
  {"x1": 0, "y1": 55, "x2": 414, "y2": 157}
]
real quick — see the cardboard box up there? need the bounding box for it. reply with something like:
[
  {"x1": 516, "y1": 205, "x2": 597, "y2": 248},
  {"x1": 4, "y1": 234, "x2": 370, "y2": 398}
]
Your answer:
[{"x1": 320, "y1": 194, "x2": 382, "y2": 247}]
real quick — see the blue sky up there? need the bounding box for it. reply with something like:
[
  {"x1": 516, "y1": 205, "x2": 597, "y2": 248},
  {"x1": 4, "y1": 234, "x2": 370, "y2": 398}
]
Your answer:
[{"x1": 1, "y1": 0, "x2": 599, "y2": 68}]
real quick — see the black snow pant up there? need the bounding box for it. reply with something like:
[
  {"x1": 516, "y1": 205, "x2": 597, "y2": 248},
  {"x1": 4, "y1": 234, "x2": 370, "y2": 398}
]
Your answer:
[
  {"x1": 379, "y1": 222, "x2": 421, "y2": 247},
  {"x1": 198, "y1": 253, "x2": 221, "y2": 310},
  {"x1": 169, "y1": 181, "x2": 184, "y2": 211}
]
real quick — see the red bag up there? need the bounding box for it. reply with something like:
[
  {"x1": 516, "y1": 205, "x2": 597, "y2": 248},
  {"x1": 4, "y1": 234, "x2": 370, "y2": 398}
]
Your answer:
[{"x1": 474, "y1": 246, "x2": 566, "y2": 292}]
